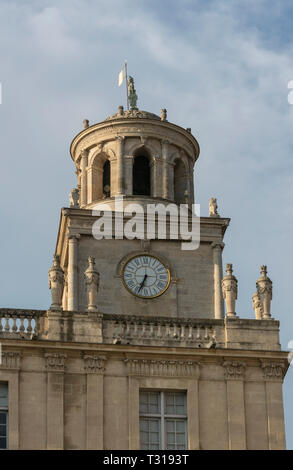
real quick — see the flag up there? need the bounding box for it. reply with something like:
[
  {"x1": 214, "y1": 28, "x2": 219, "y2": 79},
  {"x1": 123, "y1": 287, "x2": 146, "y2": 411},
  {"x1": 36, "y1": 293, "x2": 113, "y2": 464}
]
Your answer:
[{"x1": 118, "y1": 63, "x2": 126, "y2": 87}]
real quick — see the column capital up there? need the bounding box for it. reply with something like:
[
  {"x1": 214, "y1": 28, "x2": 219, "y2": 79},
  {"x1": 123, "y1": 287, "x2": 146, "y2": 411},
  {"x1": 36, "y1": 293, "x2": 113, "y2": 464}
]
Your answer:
[
  {"x1": 116, "y1": 135, "x2": 125, "y2": 142},
  {"x1": 80, "y1": 148, "x2": 89, "y2": 158},
  {"x1": 211, "y1": 241, "x2": 225, "y2": 250},
  {"x1": 68, "y1": 234, "x2": 81, "y2": 241},
  {"x1": 222, "y1": 360, "x2": 246, "y2": 380}
]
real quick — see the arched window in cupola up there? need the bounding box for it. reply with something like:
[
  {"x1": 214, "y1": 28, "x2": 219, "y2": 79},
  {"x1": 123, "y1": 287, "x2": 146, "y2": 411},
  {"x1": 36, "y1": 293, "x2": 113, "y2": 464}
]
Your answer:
[{"x1": 133, "y1": 149, "x2": 151, "y2": 196}]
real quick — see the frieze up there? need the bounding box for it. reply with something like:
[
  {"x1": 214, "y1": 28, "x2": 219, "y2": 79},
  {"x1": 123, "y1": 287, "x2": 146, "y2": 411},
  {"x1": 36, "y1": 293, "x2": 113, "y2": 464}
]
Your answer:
[{"x1": 124, "y1": 358, "x2": 200, "y2": 377}]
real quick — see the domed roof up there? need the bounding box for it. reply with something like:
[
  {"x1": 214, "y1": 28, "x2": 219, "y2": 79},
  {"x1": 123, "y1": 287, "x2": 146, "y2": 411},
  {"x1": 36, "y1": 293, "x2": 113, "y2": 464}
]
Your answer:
[{"x1": 104, "y1": 108, "x2": 161, "y2": 121}]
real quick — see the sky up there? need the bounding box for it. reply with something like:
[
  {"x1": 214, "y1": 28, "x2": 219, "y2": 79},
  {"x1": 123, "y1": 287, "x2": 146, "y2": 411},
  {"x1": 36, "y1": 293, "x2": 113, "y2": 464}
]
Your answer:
[{"x1": 0, "y1": 0, "x2": 292, "y2": 448}]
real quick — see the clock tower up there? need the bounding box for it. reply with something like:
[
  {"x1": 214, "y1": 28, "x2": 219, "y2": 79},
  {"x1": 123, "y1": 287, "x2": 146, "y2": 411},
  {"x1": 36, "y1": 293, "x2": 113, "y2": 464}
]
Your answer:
[{"x1": 0, "y1": 97, "x2": 288, "y2": 450}]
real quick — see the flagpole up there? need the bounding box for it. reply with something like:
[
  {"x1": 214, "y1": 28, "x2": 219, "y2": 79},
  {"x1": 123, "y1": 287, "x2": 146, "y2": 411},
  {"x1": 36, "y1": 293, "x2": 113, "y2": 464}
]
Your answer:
[{"x1": 125, "y1": 61, "x2": 129, "y2": 110}]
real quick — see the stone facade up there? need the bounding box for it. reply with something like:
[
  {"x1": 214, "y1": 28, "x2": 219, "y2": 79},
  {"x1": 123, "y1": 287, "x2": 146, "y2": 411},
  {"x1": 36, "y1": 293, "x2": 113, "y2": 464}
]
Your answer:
[{"x1": 0, "y1": 106, "x2": 288, "y2": 450}]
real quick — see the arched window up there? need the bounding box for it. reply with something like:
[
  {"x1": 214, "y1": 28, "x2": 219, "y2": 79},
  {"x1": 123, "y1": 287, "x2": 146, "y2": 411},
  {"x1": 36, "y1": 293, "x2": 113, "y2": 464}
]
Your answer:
[
  {"x1": 133, "y1": 151, "x2": 151, "y2": 196},
  {"x1": 103, "y1": 160, "x2": 110, "y2": 197},
  {"x1": 174, "y1": 158, "x2": 187, "y2": 204}
]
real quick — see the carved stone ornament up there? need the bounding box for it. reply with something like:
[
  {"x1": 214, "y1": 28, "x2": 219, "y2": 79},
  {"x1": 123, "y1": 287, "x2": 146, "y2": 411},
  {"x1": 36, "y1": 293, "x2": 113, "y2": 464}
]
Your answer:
[
  {"x1": 209, "y1": 198, "x2": 219, "y2": 217},
  {"x1": 161, "y1": 108, "x2": 167, "y2": 121},
  {"x1": 222, "y1": 264, "x2": 238, "y2": 317},
  {"x1": 222, "y1": 360, "x2": 246, "y2": 380},
  {"x1": 69, "y1": 187, "x2": 80, "y2": 208},
  {"x1": 260, "y1": 360, "x2": 285, "y2": 381},
  {"x1": 83, "y1": 355, "x2": 107, "y2": 374},
  {"x1": 84, "y1": 257, "x2": 100, "y2": 312},
  {"x1": 252, "y1": 291, "x2": 263, "y2": 320},
  {"x1": 0, "y1": 351, "x2": 21, "y2": 370},
  {"x1": 127, "y1": 76, "x2": 138, "y2": 109},
  {"x1": 124, "y1": 358, "x2": 200, "y2": 378},
  {"x1": 48, "y1": 255, "x2": 64, "y2": 310},
  {"x1": 256, "y1": 266, "x2": 273, "y2": 319},
  {"x1": 44, "y1": 353, "x2": 66, "y2": 372}
]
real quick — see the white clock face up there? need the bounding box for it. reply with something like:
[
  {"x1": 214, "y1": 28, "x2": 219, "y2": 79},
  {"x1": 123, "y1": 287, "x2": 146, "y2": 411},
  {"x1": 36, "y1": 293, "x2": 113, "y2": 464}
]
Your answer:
[{"x1": 122, "y1": 255, "x2": 170, "y2": 298}]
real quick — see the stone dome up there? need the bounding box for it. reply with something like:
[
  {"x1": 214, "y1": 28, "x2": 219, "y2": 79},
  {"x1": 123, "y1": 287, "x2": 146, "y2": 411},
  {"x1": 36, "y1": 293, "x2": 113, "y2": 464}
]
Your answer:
[{"x1": 104, "y1": 108, "x2": 161, "y2": 121}]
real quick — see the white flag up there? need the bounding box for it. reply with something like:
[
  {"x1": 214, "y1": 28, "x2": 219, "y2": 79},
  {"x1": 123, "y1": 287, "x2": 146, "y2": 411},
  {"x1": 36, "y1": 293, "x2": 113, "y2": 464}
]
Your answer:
[{"x1": 118, "y1": 64, "x2": 126, "y2": 86}]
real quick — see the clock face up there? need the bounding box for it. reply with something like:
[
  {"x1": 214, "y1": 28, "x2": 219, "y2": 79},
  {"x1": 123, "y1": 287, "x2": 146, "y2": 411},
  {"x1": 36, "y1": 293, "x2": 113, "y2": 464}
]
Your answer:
[{"x1": 122, "y1": 254, "x2": 170, "y2": 299}]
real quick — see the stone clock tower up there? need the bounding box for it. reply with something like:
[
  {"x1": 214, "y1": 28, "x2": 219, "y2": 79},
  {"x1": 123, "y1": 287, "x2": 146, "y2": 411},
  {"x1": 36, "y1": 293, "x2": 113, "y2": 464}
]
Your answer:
[{"x1": 0, "y1": 101, "x2": 289, "y2": 450}]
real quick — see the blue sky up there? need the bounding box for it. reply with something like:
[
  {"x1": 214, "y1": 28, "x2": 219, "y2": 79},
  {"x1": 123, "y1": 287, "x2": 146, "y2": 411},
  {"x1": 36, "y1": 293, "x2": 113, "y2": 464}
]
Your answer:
[{"x1": 0, "y1": 0, "x2": 292, "y2": 448}]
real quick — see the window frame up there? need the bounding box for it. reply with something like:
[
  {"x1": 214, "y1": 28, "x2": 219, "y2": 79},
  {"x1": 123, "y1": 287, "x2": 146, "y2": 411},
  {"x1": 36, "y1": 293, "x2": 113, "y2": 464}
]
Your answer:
[
  {"x1": 0, "y1": 382, "x2": 8, "y2": 450},
  {"x1": 139, "y1": 390, "x2": 187, "y2": 450}
]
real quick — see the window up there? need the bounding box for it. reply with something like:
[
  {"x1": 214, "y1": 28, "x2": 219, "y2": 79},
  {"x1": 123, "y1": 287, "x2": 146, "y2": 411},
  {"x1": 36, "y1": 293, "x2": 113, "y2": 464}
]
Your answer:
[
  {"x1": 0, "y1": 383, "x2": 8, "y2": 449},
  {"x1": 103, "y1": 160, "x2": 110, "y2": 197},
  {"x1": 139, "y1": 391, "x2": 187, "y2": 450}
]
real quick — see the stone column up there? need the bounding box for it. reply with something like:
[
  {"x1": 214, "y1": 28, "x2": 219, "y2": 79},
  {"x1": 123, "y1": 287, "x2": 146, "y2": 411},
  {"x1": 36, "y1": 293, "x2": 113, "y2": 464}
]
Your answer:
[
  {"x1": 256, "y1": 266, "x2": 273, "y2": 320},
  {"x1": 84, "y1": 355, "x2": 107, "y2": 450},
  {"x1": 222, "y1": 264, "x2": 238, "y2": 318},
  {"x1": 150, "y1": 156, "x2": 162, "y2": 198},
  {"x1": 211, "y1": 242, "x2": 225, "y2": 319},
  {"x1": 124, "y1": 155, "x2": 133, "y2": 195},
  {"x1": 222, "y1": 361, "x2": 247, "y2": 450},
  {"x1": 162, "y1": 140, "x2": 169, "y2": 199},
  {"x1": 261, "y1": 360, "x2": 286, "y2": 449},
  {"x1": 67, "y1": 235, "x2": 79, "y2": 311},
  {"x1": 80, "y1": 149, "x2": 88, "y2": 207},
  {"x1": 45, "y1": 353, "x2": 66, "y2": 450},
  {"x1": 116, "y1": 136, "x2": 124, "y2": 195}
]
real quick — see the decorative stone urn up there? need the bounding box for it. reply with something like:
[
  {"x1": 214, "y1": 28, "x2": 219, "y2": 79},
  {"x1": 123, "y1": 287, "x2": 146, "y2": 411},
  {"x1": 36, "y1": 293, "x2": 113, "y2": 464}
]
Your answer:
[
  {"x1": 84, "y1": 257, "x2": 100, "y2": 312},
  {"x1": 48, "y1": 255, "x2": 64, "y2": 310},
  {"x1": 252, "y1": 291, "x2": 263, "y2": 320},
  {"x1": 222, "y1": 264, "x2": 238, "y2": 318},
  {"x1": 256, "y1": 265, "x2": 272, "y2": 319}
]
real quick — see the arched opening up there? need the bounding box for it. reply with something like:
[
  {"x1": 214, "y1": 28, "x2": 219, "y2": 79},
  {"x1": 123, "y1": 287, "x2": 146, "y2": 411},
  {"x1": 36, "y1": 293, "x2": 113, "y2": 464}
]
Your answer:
[
  {"x1": 103, "y1": 160, "x2": 110, "y2": 197},
  {"x1": 133, "y1": 151, "x2": 151, "y2": 196},
  {"x1": 174, "y1": 158, "x2": 187, "y2": 204}
]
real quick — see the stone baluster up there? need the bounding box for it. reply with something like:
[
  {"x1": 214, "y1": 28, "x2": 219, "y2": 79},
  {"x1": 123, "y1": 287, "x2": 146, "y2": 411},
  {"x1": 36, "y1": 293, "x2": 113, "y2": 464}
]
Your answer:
[
  {"x1": 48, "y1": 255, "x2": 64, "y2": 311},
  {"x1": 12, "y1": 314, "x2": 17, "y2": 333},
  {"x1": 222, "y1": 264, "x2": 238, "y2": 318},
  {"x1": 252, "y1": 291, "x2": 263, "y2": 320},
  {"x1": 19, "y1": 316, "x2": 25, "y2": 334},
  {"x1": 256, "y1": 265, "x2": 273, "y2": 319},
  {"x1": 5, "y1": 314, "x2": 10, "y2": 333},
  {"x1": 84, "y1": 256, "x2": 100, "y2": 312}
]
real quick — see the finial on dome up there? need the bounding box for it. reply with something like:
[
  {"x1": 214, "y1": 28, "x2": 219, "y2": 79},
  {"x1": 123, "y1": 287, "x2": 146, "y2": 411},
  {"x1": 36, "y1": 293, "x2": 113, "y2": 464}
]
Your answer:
[{"x1": 83, "y1": 119, "x2": 89, "y2": 129}]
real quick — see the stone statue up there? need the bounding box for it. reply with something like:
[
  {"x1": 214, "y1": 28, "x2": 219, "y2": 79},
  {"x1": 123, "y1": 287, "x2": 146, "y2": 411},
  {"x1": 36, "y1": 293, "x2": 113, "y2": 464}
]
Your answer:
[
  {"x1": 209, "y1": 198, "x2": 219, "y2": 217},
  {"x1": 84, "y1": 257, "x2": 100, "y2": 312},
  {"x1": 256, "y1": 265, "x2": 272, "y2": 319},
  {"x1": 48, "y1": 255, "x2": 64, "y2": 310},
  {"x1": 69, "y1": 188, "x2": 80, "y2": 208},
  {"x1": 222, "y1": 264, "x2": 238, "y2": 317},
  {"x1": 161, "y1": 108, "x2": 167, "y2": 121},
  {"x1": 252, "y1": 291, "x2": 263, "y2": 320},
  {"x1": 127, "y1": 76, "x2": 138, "y2": 109}
]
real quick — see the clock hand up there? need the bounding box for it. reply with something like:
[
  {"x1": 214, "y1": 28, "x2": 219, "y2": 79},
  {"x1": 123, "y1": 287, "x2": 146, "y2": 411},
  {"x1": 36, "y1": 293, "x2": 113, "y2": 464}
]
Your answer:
[{"x1": 138, "y1": 274, "x2": 147, "y2": 292}]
